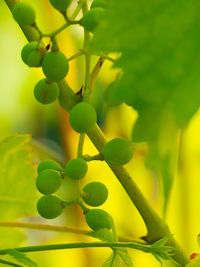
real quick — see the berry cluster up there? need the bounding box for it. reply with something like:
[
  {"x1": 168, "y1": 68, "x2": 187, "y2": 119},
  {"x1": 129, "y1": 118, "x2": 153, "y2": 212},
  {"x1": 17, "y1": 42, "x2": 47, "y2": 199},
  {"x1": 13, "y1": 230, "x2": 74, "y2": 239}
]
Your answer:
[
  {"x1": 11, "y1": 0, "x2": 106, "y2": 106},
  {"x1": 35, "y1": 158, "x2": 110, "y2": 231},
  {"x1": 12, "y1": 0, "x2": 133, "y2": 233}
]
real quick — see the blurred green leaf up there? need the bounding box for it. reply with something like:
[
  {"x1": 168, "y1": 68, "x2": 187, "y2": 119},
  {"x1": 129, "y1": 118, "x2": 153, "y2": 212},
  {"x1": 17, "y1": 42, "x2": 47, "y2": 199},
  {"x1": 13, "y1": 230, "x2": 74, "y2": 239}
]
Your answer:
[
  {"x1": 102, "y1": 251, "x2": 121, "y2": 267},
  {"x1": 90, "y1": 0, "x2": 200, "y2": 132},
  {"x1": 7, "y1": 250, "x2": 37, "y2": 267},
  {"x1": 86, "y1": 228, "x2": 114, "y2": 242},
  {"x1": 0, "y1": 134, "x2": 38, "y2": 220},
  {"x1": 116, "y1": 248, "x2": 133, "y2": 267}
]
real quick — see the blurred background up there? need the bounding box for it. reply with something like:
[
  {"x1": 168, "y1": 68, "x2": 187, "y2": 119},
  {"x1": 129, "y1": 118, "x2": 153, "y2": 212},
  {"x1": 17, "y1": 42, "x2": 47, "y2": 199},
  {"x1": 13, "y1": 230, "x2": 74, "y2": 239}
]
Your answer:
[{"x1": 1, "y1": 0, "x2": 200, "y2": 266}]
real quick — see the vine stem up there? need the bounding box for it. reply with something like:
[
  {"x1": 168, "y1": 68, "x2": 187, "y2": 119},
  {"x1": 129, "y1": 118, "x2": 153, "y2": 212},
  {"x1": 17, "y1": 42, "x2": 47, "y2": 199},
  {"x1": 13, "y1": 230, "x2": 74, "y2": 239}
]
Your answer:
[
  {"x1": 77, "y1": 134, "x2": 85, "y2": 158},
  {"x1": 0, "y1": 259, "x2": 22, "y2": 267},
  {"x1": 4, "y1": 0, "x2": 188, "y2": 265},
  {"x1": 0, "y1": 241, "x2": 157, "y2": 255},
  {"x1": 0, "y1": 221, "x2": 142, "y2": 243},
  {"x1": 82, "y1": 0, "x2": 91, "y2": 102},
  {"x1": 70, "y1": 0, "x2": 86, "y2": 21}
]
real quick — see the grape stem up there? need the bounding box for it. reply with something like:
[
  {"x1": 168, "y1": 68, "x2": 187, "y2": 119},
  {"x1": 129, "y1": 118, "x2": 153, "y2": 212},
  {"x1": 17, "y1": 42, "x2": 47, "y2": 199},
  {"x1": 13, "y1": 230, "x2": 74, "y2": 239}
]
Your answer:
[
  {"x1": 0, "y1": 221, "x2": 143, "y2": 243},
  {"x1": 82, "y1": 1, "x2": 91, "y2": 102},
  {"x1": 82, "y1": 153, "x2": 103, "y2": 161},
  {"x1": 0, "y1": 241, "x2": 171, "y2": 256},
  {"x1": 77, "y1": 133, "x2": 85, "y2": 158},
  {"x1": 68, "y1": 51, "x2": 85, "y2": 62},
  {"x1": 4, "y1": 0, "x2": 188, "y2": 265}
]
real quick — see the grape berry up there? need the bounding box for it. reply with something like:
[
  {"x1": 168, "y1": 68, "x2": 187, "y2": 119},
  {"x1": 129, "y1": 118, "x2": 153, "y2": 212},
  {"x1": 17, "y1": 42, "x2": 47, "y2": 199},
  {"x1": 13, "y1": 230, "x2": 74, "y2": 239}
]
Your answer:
[
  {"x1": 80, "y1": 8, "x2": 104, "y2": 33},
  {"x1": 102, "y1": 138, "x2": 134, "y2": 166},
  {"x1": 34, "y1": 79, "x2": 59, "y2": 104},
  {"x1": 82, "y1": 182, "x2": 108, "y2": 207},
  {"x1": 12, "y1": 2, "x2": 36, "y2": 26},
  {"x1": 37, "y1": 159, "x2": 63, "y2": 174},
  {"x1": 85, "y1": 209, "x2": 113, "y2": 231},
  {"x1": 42, "y1": 51, "x2": 69, "y2": 82},
  {"x1": 69, "y1": 102, "x2": 97, "y2": 133},
  {"x1": 65, "y1": 158, "x2": 88, "y2": 180},
  {"x1": 37, "y1": 195, "x2": 63, "y2": 219},
  {"x1": 36, "y1": 169, "x2": 62, "y2": 195},
  {"x1": 21, "y1": 42, "x2": 45, "y2": 67},
  {"x1": 49, "y1": 0, "x2": 71, "y2": 12}
]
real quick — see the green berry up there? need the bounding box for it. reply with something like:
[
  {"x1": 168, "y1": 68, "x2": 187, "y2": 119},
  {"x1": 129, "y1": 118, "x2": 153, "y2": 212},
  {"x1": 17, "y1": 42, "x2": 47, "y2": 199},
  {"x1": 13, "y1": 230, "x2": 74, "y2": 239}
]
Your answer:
[
  {"x1": 82, "y1": 182, "x2": 108, "y2": 207},
  {"x1": 80, "y1": 8, "x2": 104, "y2": 33},
  {"x1": 21, "y1": 42, "x2": 45, "y2": 67},
  {"x1": 91, "y1": 0, "x2": 107, "y2": 9},
  {"x1": 69, "y1": 102, "x2": 97, "y2": 133},
  {"x1": 12, "y1": 2, "x2": 36, "y2": 26},
  {"x1": 37, "y1": 195, "x2": 64, "y2": 219},
  {"x1": 102, "y1": 138, "x2": 133, "y2": 166},
  {"x1": 42, "y1": 51, "x2": 69, "y2": 82},
  {"x1": 36, "y1": 169, "x2": 62, "y2": 195},
  {"x1": 34, "y1": 79, "x2": 59, "y2": 104},
  {"x1": 85, "y1": 209, "x2": 113, "y2": 231},
  {"x1": 37, "y1": 159, "x2": 63, "y2": 174},
  {"x1": 49, "y1": 0, "x2": 71, "y2": 11},
  {"x1": 65, "y1": 158, "x2": 88, "y2": 180}
]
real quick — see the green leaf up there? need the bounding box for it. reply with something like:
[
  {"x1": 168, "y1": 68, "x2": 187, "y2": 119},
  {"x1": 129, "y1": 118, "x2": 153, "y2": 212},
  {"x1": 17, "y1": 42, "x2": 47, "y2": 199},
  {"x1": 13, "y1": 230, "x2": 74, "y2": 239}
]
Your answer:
[
  {"x1": 102, "y1": 251, "x2": 121, "y2": 267},
  {"x1": 86, "y1": 228, "x2": 114, "y2": 242},
  {"x1": 0, "y1": 134, "x2": 38, "y2": 220},
  {"x1": 151, "y1": 234, "x2": 174, "y2": 248},
  {"x1": 116, "y1": 248, "x2": 133, "y2": 267},
  {"x1": 7, "y1": 249, "x2": 37, "y2": 267},
  {"x1": 90, "y1": 0, "x2": 200, "y2": 136}
]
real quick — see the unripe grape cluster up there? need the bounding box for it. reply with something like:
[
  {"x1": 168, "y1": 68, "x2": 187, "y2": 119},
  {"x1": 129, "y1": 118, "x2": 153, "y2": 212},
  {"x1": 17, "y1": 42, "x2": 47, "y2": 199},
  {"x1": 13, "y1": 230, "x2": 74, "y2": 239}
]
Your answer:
[{"x1": 13, "y1": 0, "x2": 116, "y2": 235}]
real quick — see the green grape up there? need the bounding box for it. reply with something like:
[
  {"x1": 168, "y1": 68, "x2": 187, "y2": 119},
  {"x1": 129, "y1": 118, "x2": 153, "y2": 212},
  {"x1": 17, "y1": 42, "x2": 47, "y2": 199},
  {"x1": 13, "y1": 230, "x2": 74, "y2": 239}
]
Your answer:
[
  {"x1": 49, "y1": 0, "x2": 71, "y2": 11},
  {"x1": 69, "y1": 102, "x2": 97, "y2": 133},
  {"x1": 26, "y1": 50, "x2": 42, "y2": 67},
  {"x1": 82, "y1": 182, "x2": 108, "y2": 207},
  {"x1": 36, "y1": 169, "x2": 62, "y2": 195},
  {"x1": 37, "y1": 195, "x2": 63, "y2": 219},
  {"x1": 91, "y1": 0, "x2": 107, "y2": 9},
  {"x1": 37, "y1": 159, "x2": 63, "y2": 174},
  {"x1": 102, "y1": 138, "x2": 134, "y2": 166},
  {"x1": 85, "y1": 209, "x2": 113, "y2": 231},
  {"x1": 34, "y1": 79, "x2": 59, "y2": 104},
  {"x1": 80, "y1": 8, "x2": 104, "y2": 33},
  {"x1": 42, "y1": 51, "x2": 69, "y2": 82},
  {"x1": 65, "y1": 158, "x2": 88, "y2": 180},
  {"x1": 21, "y1": 42, "x2": 45, "y2": 67},
  {"x1": 12, "y1": 2, "x2": 36, "y2": 26}
]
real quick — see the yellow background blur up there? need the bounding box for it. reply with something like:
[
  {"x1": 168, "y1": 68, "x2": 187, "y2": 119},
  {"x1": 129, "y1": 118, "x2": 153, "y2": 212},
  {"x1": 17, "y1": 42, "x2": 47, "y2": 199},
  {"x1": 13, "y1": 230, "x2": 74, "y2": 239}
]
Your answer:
[{"x1": 1, "y1": 1, "x2": 200, "y2": 266}]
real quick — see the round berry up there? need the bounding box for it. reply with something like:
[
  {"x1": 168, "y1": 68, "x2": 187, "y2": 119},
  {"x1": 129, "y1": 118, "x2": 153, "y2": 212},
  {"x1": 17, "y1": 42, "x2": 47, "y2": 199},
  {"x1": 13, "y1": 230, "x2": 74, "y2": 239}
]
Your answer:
[
  {"x1": 85, "y1": 209, "x2": 113, "y2": 231},
  {"x1": 12, "y1": 2, "x2": 36, "y2": 26},
  {"x1": 37, "y1": 159, "x2": 63, "y2": 174},
  {"x1": 21, "y1": 42, "x2": 45, "y2": 67},
  {"x1": 69, "y1": 102, "x2": 97, "y2": 133},
  {"x1": 49, "y1": 0, "x2": 71, "y2": 11},
  {"x1": 80, "y1": 8, "x2": 104, "y2": 33},
  {"x1": 65, "y1": 158, "x2": 88, "y2": 180},
  {"x1": 102, "y1": 138, "x2": 133, "y2": 166},
  {"x1": 34, "y1": 79, "x2": 59, "y2": 104},
  {"x1": 36, "y1": 169, "x2": 62, "y2": 195},
  {"x1": 91, "y1": 0, "x2": 106, "y2": 9},
  {"x1": 37, "y1": 195, "x2": 63, "y2": 219},
  {"x1": 82, "y1": 182, "x2": 108, "y2": 207},
  {"x1": 42, "y1": 51, "x2": 69, "y2": 82}
]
